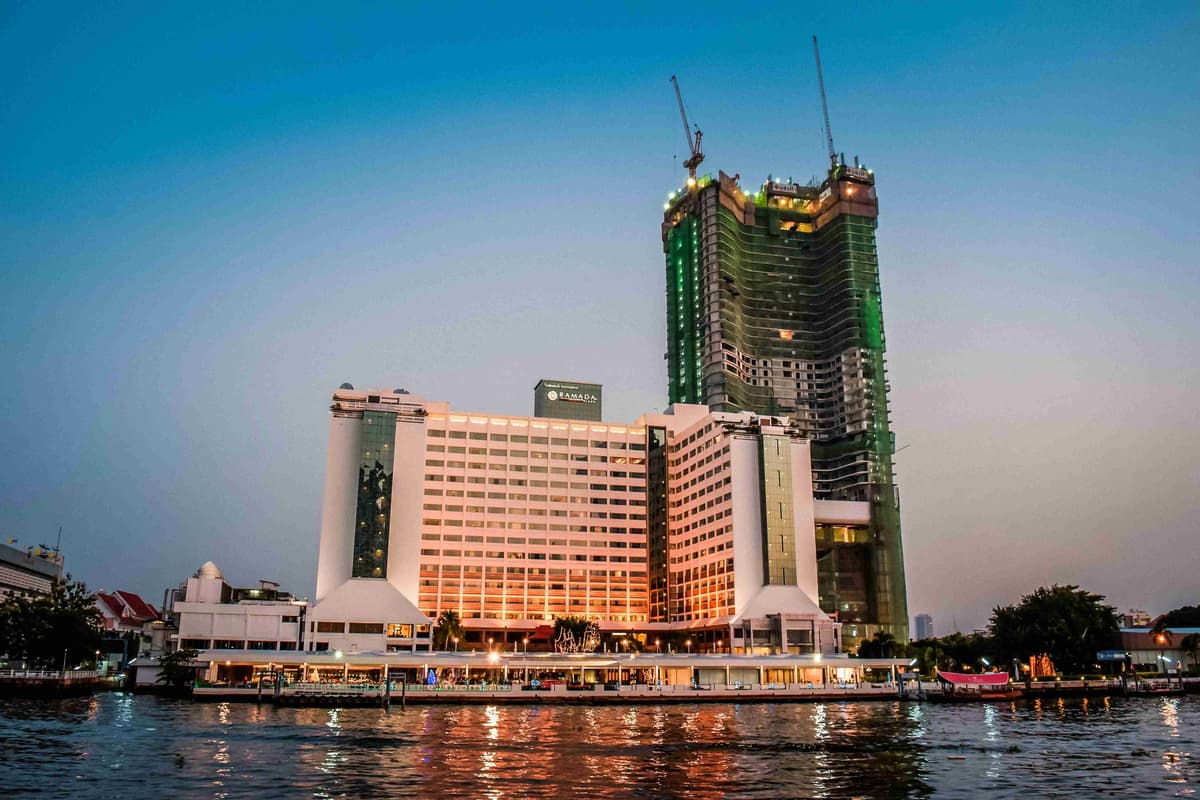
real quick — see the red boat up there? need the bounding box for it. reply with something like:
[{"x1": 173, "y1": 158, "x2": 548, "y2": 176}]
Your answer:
[{"x1": 929, "y1": 671, "x2": 1024, "y2": 702}]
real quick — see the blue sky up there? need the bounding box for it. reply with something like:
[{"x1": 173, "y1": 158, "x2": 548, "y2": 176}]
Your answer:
[{"x1": 2, "y1": 2, "x2": 1197, "y2": 632}]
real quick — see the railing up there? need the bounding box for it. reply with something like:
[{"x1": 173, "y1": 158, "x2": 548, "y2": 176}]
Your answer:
[
  {"x1": 0, "y1": 670, "x2": 99, "y2": 680},
  {"x1": 282, "y1": 682, "x2": 515, "y2": 695}
]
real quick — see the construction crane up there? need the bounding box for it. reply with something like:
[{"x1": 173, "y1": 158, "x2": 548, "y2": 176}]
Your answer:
[
  {"x1": 670, "y1": 75, "x2": 704, "y2": 186},
  {"x1": 812, "y1": 35, "x2": 837, "y2": 170}
]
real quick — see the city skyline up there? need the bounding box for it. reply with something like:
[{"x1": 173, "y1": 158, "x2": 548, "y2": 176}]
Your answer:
[{"x1": 2, "y1": 4, "x2": 1198, "y2": 634}]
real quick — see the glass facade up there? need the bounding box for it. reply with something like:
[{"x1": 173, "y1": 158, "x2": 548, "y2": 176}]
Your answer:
[
  {"x1": 759, "y1": 435, "x2": 798, "y2": 585},
  {"x1": 815, "y1": 524, "x2": 872, "y2": 623},
  {"x1": 353, "y1": 411, "x2": 397, "y2": 578},
  {"x1": 645, "y1": 426, "x2": 669, "y2": 622}
]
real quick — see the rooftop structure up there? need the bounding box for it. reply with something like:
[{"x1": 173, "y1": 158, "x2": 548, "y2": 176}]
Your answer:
[
  {"x1": 533, "y1": 379, "x2": 603, "y2": 422},
  {"x1": 96, "y1": 590, "x2": 159, "y2": 631},
  {"x1": 0, "y1": 539, "x2": 64, "y2": 598}
]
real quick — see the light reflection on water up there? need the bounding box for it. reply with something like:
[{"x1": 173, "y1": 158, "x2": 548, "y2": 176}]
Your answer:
[{"x1": 0, "y1": 694, "x2": 1195, "y2": 799}]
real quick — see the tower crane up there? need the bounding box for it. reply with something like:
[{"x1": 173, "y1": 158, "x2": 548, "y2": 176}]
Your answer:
[
  {"x1": 670, "y1": 75, "x2": 704, "y2": 185},
  {"x1": 812, "y1": 35, "x2": 838, "y2": 170}
]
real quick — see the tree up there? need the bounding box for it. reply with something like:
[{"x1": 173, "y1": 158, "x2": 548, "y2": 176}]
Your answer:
[
  {"x1": 990, "y1": 585, "x2": 1119, "y2": 675},
  {"x1": 553, "y1": 616, "x2": 599, "y2": 652},
  {"x1": 856, "y1": 631, "x2": 898, "y2": 658},
  {"x1": 0, "y1": 575, "x2": 102, "y2": 668},
  {"x1": 432, "y1": 609, "x2": 463, "y2": 650},
  {"x1": 156, "y1": 647, "x2": 199, "y2": 689},
  {"x1": 1150, "y1": 605, "x2": 1200, "y2": 645},
  {"x1": 1180, "y1": 633, "x2": 1200, "y2": 673}
]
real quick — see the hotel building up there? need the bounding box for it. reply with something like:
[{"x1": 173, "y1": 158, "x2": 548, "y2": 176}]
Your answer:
[
  {"x1": 310, "y1": 384, "x2": 896, "y2": 655},
  {"x1": 662, "y1": 161, "x2": 908, "y2": 642}
]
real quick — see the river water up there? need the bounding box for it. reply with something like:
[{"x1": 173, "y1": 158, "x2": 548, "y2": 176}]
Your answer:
[{"x1": 0, "y1": 693, "x2": 1195, "y2": 798}]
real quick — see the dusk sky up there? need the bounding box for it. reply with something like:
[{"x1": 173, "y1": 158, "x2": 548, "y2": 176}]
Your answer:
[{"x1": 2, "y1": 3, "x2": 1197, "y2": 633}]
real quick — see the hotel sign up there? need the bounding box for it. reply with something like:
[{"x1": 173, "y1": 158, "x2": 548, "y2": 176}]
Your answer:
[
  {"x1": 546, "y1": 388, "x2": 598, "y2": 405},
  {"x1": 767, "y1": 181, "x2": 802, "y2": 197},
  {"x1": 843, "y1": 167, "x2": 872, "y2": 182}
]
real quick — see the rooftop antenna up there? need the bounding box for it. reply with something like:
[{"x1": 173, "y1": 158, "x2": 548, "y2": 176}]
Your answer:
[
  {"x1": 812, "y1": 35, "x2": 837, "y2": 170},
  {"x1": 670, "y1": 75, "x2": 705, "y2": 185}
]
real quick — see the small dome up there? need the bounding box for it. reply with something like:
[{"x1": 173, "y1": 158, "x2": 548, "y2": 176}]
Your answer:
[
  {"x1": 339, "y1": 382, "x2": 354, "y2": 390},
  {"x1": 195, "y1": 560, "x2": 223, "y2": 580}
]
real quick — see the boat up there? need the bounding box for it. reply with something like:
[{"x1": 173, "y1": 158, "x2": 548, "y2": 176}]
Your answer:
[{"x1": 927, "y1": 670, "x2": 1024, "y2": 702}]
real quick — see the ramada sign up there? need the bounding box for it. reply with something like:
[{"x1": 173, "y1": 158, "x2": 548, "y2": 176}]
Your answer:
[{"x1": 545, "y1": 389, "x2": 598, "y2": 404}]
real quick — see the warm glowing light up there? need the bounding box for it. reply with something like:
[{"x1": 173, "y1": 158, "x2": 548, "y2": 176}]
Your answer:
[
  {"x1": 686, "y1": 177, "x2": 697, "y2": 188},
  {"x1": 487, "y1": 652, "x2": 499, "y2": 664}
]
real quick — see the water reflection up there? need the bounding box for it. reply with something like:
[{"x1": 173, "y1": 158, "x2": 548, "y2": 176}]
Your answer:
[{"x1": 0, "y1": 695, "x2": 1195, "y2": 798}]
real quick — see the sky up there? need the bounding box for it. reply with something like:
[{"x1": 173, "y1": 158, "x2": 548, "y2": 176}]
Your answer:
[{"x1": 2, "y1": 2, "x2": 1197, "y2": 634}]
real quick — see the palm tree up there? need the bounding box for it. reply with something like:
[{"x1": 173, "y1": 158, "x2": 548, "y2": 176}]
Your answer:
[
  {"x1": 1181, "y1": 633, "x2": 1200, "y2": 674},
  {"x1": 433, "y1": 609, "x2": 464, "y2": 650}
]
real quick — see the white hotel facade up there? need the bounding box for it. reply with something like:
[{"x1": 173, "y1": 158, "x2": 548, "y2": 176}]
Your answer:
[{"x1": 310, "y1": 385, "x2": 878, "y2": 656}]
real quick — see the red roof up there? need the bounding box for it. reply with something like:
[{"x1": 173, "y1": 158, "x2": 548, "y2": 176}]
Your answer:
[
  {"x1": 529, "y1": 625, "x2": 555, "y2": 642},
  {"x1": 936, "y1": 671, "x2": 1009, "y2": 686},
  {"x1": 116, "y1": 590, "x2": 158, "y2": 621},
  {"x1": 96, "y1": 590, "x2": 158, "y2": 625}
]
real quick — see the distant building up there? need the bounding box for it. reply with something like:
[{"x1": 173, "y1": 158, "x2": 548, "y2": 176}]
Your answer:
[
  {"x1": 913, "y1": 613, "x2": 933, "y2": 641},
  {"x1": 0, "y1": 539, "x2": 63, "y2": 598},
  {"x1": 164, "y1": 561, "x2": 307, "y2": 652},
  {"x1": 96, "y1": 590, "x2": 166, "y2": 670},
  {"x1": 533, "y1": 379, "x2": 602, "y2": 421},
  {"x1": 1120, "y1": 625, "x2": 1200, "y2": 673},
  {"x1": 1122, "y1": 609, "x2": 1152, "y2": 628}
]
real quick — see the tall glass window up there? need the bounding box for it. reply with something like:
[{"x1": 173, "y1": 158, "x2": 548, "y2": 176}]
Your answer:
[
  {"x1": 353, "y1": 411, "x2": 397, "y2": 578},
  {"x1": 759, "y1": 435, "x2": 797, "y2": 585}
]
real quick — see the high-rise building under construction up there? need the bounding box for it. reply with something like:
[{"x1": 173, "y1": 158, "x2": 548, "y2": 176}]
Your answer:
[{"x1": 661, "y1": 160, "x2": 908, "y2": 646}]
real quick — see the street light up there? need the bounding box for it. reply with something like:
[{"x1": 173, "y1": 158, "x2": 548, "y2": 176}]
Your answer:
[
  {"x1": 61, "y1": 649, "x2": 68, "y2": 674},
  {"x1": 522, "y1": 637, "x2": 528, "y2": 654},
  {"x1": 452, "y1": 636, "x2": 459, "y2": 652},
  {"x1": 655, "y1": 638, "x2": 661, "y2": 653},
  {"x1": 685, "y1": 639, "x2": 692, "y2": 654},
  {"x1": 717, "y1": 639, "x2": 723, "y2": 653}
]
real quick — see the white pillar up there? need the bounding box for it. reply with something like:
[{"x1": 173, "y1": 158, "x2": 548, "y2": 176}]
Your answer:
[{"x1": 316, "y1": 413, "x2": 363, "y2": 601}]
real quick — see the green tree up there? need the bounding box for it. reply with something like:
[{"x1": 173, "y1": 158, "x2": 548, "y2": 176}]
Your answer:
[
  {"x1": 990, "y1": 585, "x2": 1119, "y2": 675},
  {"x1": 1150, "y1": 605, "x2": 1200, "y2": 646},
  {"x1": 0, "y1": 575, "x2": 102, "y2": 668},
  {"x1": 156, "y1": 647, "x2": 200, "y2": 689},
  {"x1": 432, "y1": 609, "x2": 464, "y2": 650},
  {"x1": 856, "y1": 630, "x2": 898, "y2": 658},
  {"x1": 1180, "y1": 633, "x2": 1200, "y2": 674}
]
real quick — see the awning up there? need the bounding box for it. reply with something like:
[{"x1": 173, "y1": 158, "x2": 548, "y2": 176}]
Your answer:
[{"x1": 935, "y1": 671, "x2": 1009, "y2": 686}]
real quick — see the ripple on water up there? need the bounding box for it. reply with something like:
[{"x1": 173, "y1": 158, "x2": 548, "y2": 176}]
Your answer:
[{"x1": 0, "y1": 694, "x2": 1195, "y2": 799}]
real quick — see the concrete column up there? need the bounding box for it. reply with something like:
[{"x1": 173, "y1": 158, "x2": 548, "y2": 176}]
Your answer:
[{"x1": 316, "y1": 413, "x2": 363, "y2": 602}]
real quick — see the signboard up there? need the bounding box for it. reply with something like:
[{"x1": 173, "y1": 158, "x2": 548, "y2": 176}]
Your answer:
[
  {"x1": 546, "y1": 388, "x2": 598, "y2": 405},
  {"x1": 767, "y1": 181, "x2": 803, "y2": 198},
  {"x1": 1096, "y1": 650, "x2": 1127, "y2": 662},
  {"x1": 843, "y1": 166, "x2": 872, "y2": 182},
  {"x1": 534, "y1": 379, "x2": 603, "y2": 421}
]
